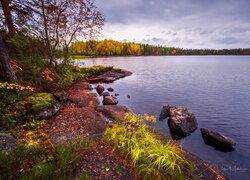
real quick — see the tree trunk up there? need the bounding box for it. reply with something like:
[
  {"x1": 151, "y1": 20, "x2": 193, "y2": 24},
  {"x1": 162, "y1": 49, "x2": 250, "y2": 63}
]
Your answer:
[
  {"x1": 0, "y1": 0, "x2": 15, "y2": 35},
  {"x1": 0, "y1": 34, "x2": 18, "y2": 83}
]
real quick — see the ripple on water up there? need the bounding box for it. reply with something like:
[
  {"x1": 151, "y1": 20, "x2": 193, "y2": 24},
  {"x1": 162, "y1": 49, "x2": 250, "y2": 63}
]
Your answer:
[{"x1": 79, "y1": 56, "x2": 250, "y2": 179}]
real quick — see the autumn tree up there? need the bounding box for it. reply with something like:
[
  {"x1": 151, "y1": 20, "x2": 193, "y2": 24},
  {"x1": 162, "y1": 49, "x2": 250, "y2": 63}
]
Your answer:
[{"x1": 29, "y1": 0, "x2": 104, "y2": 64}]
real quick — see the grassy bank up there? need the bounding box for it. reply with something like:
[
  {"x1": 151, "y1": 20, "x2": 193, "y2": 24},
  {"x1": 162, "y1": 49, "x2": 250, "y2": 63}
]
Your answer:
[
  {"x1": 104, "y1": 113, "x2": 194, "y2": 179},
  {"x1": 1, "y1": 64, "x2": 193, "y2": 179}
]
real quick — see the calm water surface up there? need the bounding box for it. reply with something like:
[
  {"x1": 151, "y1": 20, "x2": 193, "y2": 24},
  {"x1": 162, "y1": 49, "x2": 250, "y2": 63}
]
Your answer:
[{"x1": 76, "y1": 56, "x2": 250, "y2": 179}]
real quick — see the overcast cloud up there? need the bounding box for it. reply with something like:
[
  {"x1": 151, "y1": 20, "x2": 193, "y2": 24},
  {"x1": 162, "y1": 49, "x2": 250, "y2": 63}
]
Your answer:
[{"x1": 95, "y1": 0, "x2": 250, "y2": 49}]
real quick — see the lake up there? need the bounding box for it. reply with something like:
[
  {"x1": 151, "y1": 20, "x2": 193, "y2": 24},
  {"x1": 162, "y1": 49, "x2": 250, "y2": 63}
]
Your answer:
[{"x1": 76, "y1": 56, "x2": 250, "y2": 179}]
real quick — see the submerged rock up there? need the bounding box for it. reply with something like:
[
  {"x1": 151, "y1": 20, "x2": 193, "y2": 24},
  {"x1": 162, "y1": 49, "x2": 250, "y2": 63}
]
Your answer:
[
  {"x1": 107, "y1": 87, "x2": 114, "y2": 92},
  {"x1": 200, "y1": 128, "x2": 236, "y2": 151},
  {"x1": 103, "y1": 96, "x2": 118, "y2": 105},
  {"x1": 0, "y1": 133, "x2": 17, "y2": 153},
  {"x1": 102, "y1": 92, "x2": 110, "y2": 97},
  {"x1": 168, "y1": 107, "x2": 197, "y2": 137},
  {"x1": 96, "y1": 85, "x2": 105, "y2": 95}
]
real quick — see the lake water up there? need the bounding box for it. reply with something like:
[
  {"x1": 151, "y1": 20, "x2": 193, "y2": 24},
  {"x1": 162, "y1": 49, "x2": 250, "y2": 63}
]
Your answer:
[{"x1": 76, "y1": 56, "x2": 250, "y2": 179}]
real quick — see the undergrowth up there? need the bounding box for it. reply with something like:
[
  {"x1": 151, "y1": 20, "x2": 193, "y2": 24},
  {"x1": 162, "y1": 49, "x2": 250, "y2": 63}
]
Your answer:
[
  {"x1": 103, "y1": 113, "x2": 194, "y2": 180},
  {"x1": 0, "y1": 131, "x2": 93, "y2": 179}
]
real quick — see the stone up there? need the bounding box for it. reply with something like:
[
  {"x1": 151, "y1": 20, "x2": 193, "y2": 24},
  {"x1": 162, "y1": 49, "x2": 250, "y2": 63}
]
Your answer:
[
  {"x1": 38, "y1": 98, "x2": 61, "y2": 119},
  {"x1": 114, "y1": 93, "x2": 119, "y2": 96},
  {"x1": 0, "y1": 133, "x2": 17, "y2": 153},
  {"x1": 95, "y1": 105, "x2": 131, "y2": 122},
  {"x1": 168, "y1": 107, "x2": 197, "y2": 136},
  {"x1": 69, "y1": 93, "x2": 100, "y2": 108},
  {"x1": 96, "y1": 85, "x2": 105, "y2": 95},
  {"x1": 200, "y1": 128, "x2": 236, "y2": 151},
  {"x1": 159, "y1": 104, "x2": 173, "y2": 120},
  {"x1": 102, "y1": 92, "x2": 110, "y2": 97},
  {"x1": 103, "y1": 96, "x2": 118, "y2": 105},
  {"x1": 54, "y1": 90, "x2": 69, "y2": 103},
  {"x1": 107, "y1": 87, "x2": 114, "y2": 92},
  {"x1": 87, "y1": 70, "x2": 132, "y2": 83}
]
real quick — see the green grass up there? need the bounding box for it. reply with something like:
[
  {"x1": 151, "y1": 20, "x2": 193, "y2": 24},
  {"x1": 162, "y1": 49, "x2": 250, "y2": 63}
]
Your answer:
[
  {"x1": 0, "y1": 131, "x2": 93, "y2": 179},
  {"x1": 55, "y1": 65, "x2": 115, "y2": 90},
  {"x1": 26, "y1": 93, "x2": 53, "y2": 113},
  {"x1": 103, "y1": 113, "x2": 194, "y2": 180},
  {"x1": 72, "y1": 55, "x2": 93, "y2": 59}
]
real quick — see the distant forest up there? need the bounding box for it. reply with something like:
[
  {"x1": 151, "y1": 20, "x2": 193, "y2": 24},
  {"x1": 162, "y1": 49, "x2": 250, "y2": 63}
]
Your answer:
[{"x1": 70, "y1": 39, "x2": 250, "y2": 57}]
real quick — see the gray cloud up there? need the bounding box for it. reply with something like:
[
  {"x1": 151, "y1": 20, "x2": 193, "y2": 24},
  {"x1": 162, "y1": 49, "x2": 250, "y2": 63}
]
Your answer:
[
  {"x1": 96, "y1": 0, "x2": 250, "y2": 48},
  {"x1": 213, "y1": 37, "x2": 244, "y2": 45}
]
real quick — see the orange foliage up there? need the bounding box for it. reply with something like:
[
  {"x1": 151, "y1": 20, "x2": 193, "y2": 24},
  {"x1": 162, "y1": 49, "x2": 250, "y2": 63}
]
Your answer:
[{"x1": 41, "y1": 67, "x2": 59, "y2": 81}]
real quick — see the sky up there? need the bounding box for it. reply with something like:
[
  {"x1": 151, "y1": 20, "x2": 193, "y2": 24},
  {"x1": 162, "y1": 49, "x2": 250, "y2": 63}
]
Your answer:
[{"x1": 95, "y1": 0, "x2": 250, "y2": 49}]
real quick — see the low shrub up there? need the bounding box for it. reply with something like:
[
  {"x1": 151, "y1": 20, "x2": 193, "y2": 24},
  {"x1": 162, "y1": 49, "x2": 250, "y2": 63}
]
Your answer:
[
  {"x1": 0, "y1": 83, "x2": 34, "y2": 129},
  {"x1": 25, "y1": 93, "x2": 53, "y2": 113},
  {"x1": 0, "y1": 131, "x2": 93, "y2": 179}
]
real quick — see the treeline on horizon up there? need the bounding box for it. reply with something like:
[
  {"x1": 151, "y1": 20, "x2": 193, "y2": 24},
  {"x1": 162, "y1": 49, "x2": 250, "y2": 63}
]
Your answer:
[{"x1": 70, "y1": 39, "x2": 250, "y2": 56}]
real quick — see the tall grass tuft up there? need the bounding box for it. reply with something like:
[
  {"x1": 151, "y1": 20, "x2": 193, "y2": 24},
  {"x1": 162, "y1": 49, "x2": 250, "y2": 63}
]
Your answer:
[{"x1": 103, "y1": 113, "x2": 194, "y2": 180}]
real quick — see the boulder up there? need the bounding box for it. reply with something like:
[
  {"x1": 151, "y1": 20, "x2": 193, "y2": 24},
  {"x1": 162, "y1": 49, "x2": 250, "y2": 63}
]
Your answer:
[
  {"x1": 168, "y1": 107, "x2": 197, "y2": 136},
  {"x1": 107, "y1": 87, "x2": 114, "y2": 92},
  {"x1": 102, "y1": 92, "x2": 110, "y2": 97},
  {"x1": 0, "y1": 133, "x2": 17, "y2": 153},
  {"x1": 159, "y1": 104, "x2": 173, "y2": 120},
  {"x1": 69, "y1": 93, "x2": 100, "y2": 108},
  {"x1": 54, "y1": 90, "x2": 69, "y2": 103},
  {"x1": 95, "y1": 105, "x2": 131, "y2": 122},
  {"x1": 81, "y1": 83, "x2": 93, "y2": 90},
  {"x1": 38, "y1": 98, "x2": 61, "y2": 119},
  {"x1": 103, "y1": 96, "x2": 118, "y2": 105},
  {"x1": 114, "y1": 93, "x2": 119, "y2": 96},
  {"x1": 96, "y1": 85, "x2": 105, "y2": 95},
  {"x1": 87, "y1": 70, "x2": 133, "y2": 83},
  {"x1": 200, "y1": 128, "x2": 236, "y2": 151}
]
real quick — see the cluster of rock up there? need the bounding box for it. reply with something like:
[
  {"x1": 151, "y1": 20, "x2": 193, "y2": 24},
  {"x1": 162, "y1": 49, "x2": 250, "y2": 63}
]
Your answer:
[
  {"x1": 96, "y1": 85, "x2": 119, "y2": 106},
  {"x1": 159, "y1": 103, "x2": 236, "y2": 151}
]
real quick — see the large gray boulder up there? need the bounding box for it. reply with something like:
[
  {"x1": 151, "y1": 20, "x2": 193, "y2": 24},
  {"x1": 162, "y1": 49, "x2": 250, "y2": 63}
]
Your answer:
[
  {"x1": 38, "y1": 98, "x2": 61, "y2": 119},
  {"x1": 0, "y1": 133, "x2": 17, "y2": 153},
  {"x1": 200, "y1": 128, "x2": 236, "y2": 151},
  {"x1": 168, "y1": 107, "x2": 197, "y2": 136},
  {"x1": 103, "y1": 96, "x2": 118, "y2": 105}
]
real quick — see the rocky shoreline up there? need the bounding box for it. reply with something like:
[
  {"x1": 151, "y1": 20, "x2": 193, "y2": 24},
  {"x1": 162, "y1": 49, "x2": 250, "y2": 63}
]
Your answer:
[{"x1": 0, "y1": 69, "x2": 227, "y2": 179}]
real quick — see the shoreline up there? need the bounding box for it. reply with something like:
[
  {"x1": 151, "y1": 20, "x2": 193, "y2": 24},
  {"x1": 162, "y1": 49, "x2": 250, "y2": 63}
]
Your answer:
[
  {"x1": 0, "y1": 68, "x2": 226, "y2": 179},
  {"x1": 56, "y1": 69, "x2": 227, "y2": 179}
]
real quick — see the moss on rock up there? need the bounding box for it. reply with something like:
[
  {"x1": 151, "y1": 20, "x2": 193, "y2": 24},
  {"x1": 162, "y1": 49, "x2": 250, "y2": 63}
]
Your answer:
[{"x1": 26, "y1": 93, "x2": 53, "y2": 113}]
